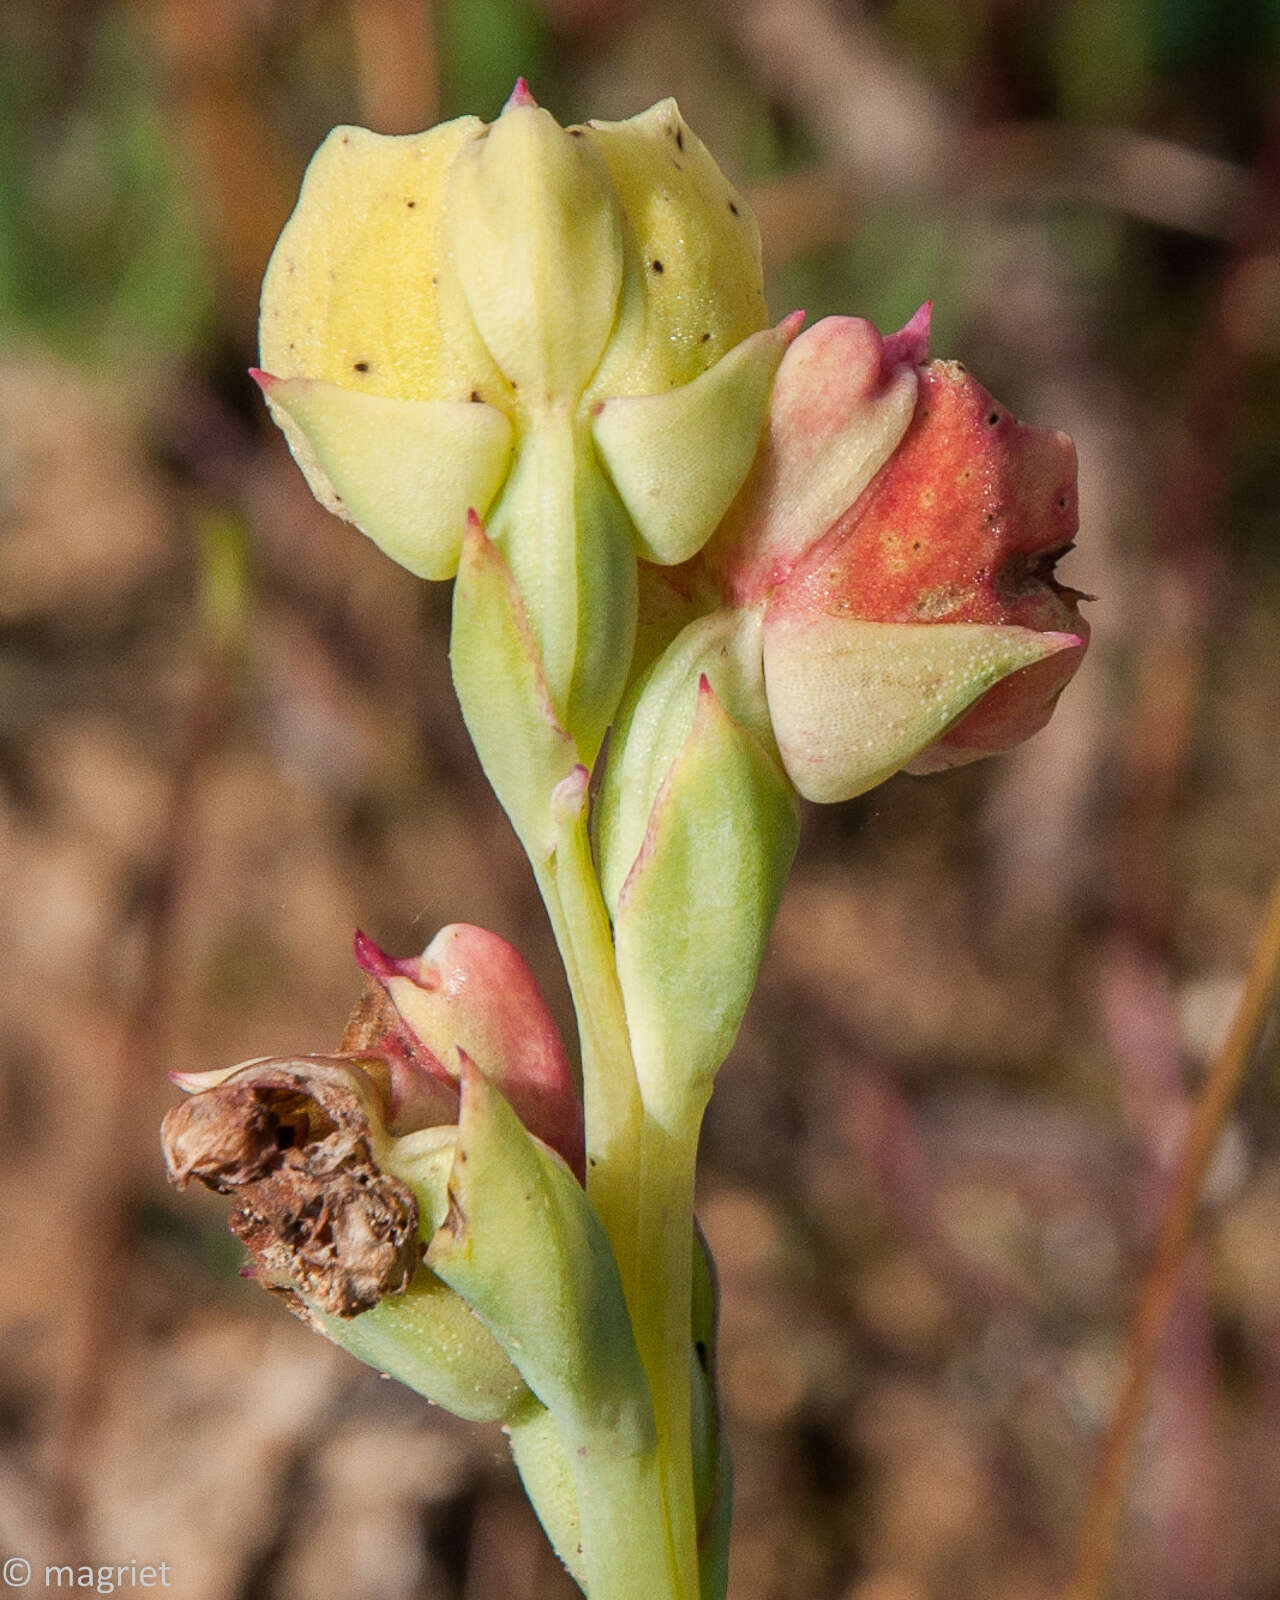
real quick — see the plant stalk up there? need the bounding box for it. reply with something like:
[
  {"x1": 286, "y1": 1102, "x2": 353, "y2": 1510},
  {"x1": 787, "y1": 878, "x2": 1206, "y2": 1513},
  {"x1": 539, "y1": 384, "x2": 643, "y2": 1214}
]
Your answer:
[
  {"x1": 1068, "y1": 865, "x2": 1280, "y2": 1600},
  {"x1": 536, "y1": 809, "x2": 705, "y2": 1600}
]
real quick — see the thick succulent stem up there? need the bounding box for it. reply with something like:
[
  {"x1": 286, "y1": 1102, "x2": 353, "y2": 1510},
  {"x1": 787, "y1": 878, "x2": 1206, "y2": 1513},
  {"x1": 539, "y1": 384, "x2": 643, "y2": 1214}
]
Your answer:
[{"x1": 535, "y1": 811, "x2": 704, "y2": 1600}]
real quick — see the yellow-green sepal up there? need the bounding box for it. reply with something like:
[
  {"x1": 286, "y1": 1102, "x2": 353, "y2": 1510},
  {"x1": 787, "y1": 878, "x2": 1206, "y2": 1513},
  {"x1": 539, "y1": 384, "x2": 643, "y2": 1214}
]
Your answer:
[
  {"x1": 446, "y1": 103, "x2": 623, "y2": 403},
  {"x1": 761, "y1": 614, "x2": 1083, "y2": 803},
  {"x1": 580, "y1": 100, "x2": 768, "y2": 399},
  {"x1": 591, "y1": 320, "x2": 798, "y2": 566},
  {"x1": 256, "y1": 375, "x2": 513, "y2": 579},
  {"x1": 449, "y1": 514, "x2": 579, "y2": 861},
  {"x1": 613, "y1": 676, "x2": 799, "y2": 1121},
  {"x1": 258, "y1": 116, "x2": 503, "y2": 407}
]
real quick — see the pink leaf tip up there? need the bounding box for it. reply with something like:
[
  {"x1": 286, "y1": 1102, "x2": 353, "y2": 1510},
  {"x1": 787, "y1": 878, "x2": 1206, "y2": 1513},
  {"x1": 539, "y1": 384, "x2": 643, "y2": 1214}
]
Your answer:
[
  {"x1": 353, "y1": 929, "x2": 420, "y2": 982},
  {"x1": 504, "y1": 78, "x2": 538, "y2": 111},
  {"x1": 880, "y1": 303, "x2": 932, "y2": 374},
  {"x1": 779, "y1": 309, "x2": 806, "y2": 343}
]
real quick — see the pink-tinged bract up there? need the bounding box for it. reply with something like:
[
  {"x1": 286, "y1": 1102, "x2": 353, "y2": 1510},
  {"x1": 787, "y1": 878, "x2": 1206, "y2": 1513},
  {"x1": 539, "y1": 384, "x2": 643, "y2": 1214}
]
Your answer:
[{"x1": 358, "y1": 924, "x2": 585, "y2": 1181}]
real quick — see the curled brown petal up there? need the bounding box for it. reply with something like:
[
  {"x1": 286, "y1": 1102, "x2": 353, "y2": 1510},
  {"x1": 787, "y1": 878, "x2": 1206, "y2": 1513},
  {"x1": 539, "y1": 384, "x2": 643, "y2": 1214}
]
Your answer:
[{"x1": 161, "y1": 1059, "x2": 420, "y2": 1319}]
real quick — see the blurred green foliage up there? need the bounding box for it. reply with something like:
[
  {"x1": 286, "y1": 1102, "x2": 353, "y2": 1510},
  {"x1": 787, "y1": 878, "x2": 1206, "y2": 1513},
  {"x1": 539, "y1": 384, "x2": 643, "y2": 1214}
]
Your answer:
[
  {"x1": 0, "y1": 9, "x2": 213, "y2": 363},
  {"x1": 440, "y1": 0, "x2": 550, "y2": 119},
  {"x1": 0, "y1": 0, "x2": 1274, "y2": 382}
]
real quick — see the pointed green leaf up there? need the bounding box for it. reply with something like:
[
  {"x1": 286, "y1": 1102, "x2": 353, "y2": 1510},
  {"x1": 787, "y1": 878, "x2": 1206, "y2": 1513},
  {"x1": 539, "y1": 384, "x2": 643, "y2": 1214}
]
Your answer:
[
  {"x1": 449, "y1": 515, "x2": 579, "y2": 859},
  {"x1": 486, "y1": 412, "x2": 638, "y2": 763},
  {"x1": 427, "y1": 1059, "x2": 652, "y2": 1446},
  {"x1": 580, "y1": 100, "x2": 768, "y2": 400},
  {"x1": 592, "y1": 322, "x2": 795, "y2": 566},
  {"x1": 259, "y1": 376, "x2": 512, "y2": 580},
  {"x1": 595, "y1": 608, "x2": 773, "y2": 916},
  {"x1": 428, "y1": 1059, "x2": 676, "y2": 1599},
  {"x1": 614, "y1": 678, "x2": 799, "y2": 1121}
]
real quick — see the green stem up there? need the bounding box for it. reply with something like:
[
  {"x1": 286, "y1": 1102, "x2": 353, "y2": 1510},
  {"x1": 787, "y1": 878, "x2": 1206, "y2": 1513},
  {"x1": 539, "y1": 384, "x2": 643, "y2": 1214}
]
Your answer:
[
  {"x1": 631, "y1": 1110, "x2": 704, "y2": 1599},
  {"x1": 571, "y1": 1428, "x2": 686, "y2": 1600},
  {"x1": 538, "y1": 812, "x2": 644, "y2": 1273},
  {"x1": 536, "y1": 811, "x2": 704, "y2": 1600},
  {"x1": 509, "y1": 1402, "x2": 682, "y2": 1600}
]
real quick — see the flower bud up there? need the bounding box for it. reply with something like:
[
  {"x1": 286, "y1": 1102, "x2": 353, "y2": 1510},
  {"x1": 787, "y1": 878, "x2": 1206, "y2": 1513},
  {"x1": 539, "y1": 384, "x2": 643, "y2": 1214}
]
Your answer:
[
  {"x1": 353, "y1": 921, "x2": 584, "y2": 1182},
  {"x1": 258, "y1": 86, "x2": 787, "y2": 764},
  {"x1": 759, "y1": 352, "x2": 1087, "y2": 798},
  {"x1": 684, "y1": 309, "x2": 1088, "y2": 802}
]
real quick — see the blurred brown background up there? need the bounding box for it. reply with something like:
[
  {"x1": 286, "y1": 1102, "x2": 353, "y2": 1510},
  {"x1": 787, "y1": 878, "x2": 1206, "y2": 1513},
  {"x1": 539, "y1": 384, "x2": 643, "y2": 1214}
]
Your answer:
[{"x1": 2, "y1": 2, "x2": 1280, "y2": 1597}]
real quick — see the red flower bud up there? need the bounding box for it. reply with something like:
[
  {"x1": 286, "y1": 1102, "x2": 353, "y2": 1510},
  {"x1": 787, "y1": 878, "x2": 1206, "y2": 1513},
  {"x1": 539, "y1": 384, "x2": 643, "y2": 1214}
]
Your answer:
[
  {"x1": 354, "y1": 924, "x2": 584, "y2": 1181},
  {"x1": 765, "y1": 356, "x2": 1088, "y2": 775},
  {"x1": 694, "y1": 309, "x2": 1089, "y2": 800}
]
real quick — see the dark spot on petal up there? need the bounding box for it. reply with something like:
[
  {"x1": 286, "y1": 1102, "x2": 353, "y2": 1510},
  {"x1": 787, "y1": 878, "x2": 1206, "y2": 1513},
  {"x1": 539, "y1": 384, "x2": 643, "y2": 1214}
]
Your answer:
[
  {"x1": 675, "y1": 127, "x2": 684, "y2": 151},
  {"x1": 569, "y1": 128, "x2": 583, "y2": 137},
  {"x1": 431, "y1": 273, "x2": 439, "y2": 285},
  {"x1": 695, "y1": 1338, "x2": 709, "y2": 1373},
  {"x1": 986, "y1": 410, "x2": 1002, "y2": 427},
  {"x1": 912, "y1": 540, "x2": 921, "y2": 551},
  {"x1": 1057, "y1": 495, "x2": 1068, "y2": 510},
  {"x1": 406, "y1": 199, "x2": 416, "y2": 208},
  {"x1": 700, "y1": 331, "x2": 711, "y2": 343},
  {"x1": 470, "y1": 390, "x2": 482, "y2": 403},
  {"x1": 728, "y1": 200, "x2": 739, "y2": 216},
  {"x1": 651, "y1": 259, "x2": 664, "y2": 272},
  {"x1": 353, "y1": 361, "x2": 369, "y2": 372}
]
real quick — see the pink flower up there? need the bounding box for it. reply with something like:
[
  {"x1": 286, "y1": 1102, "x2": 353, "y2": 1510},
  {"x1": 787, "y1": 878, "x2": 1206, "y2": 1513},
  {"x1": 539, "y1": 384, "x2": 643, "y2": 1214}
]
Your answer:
[{"x1": 700, "y1": 307, "x2": 1088, "y2": 800}]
